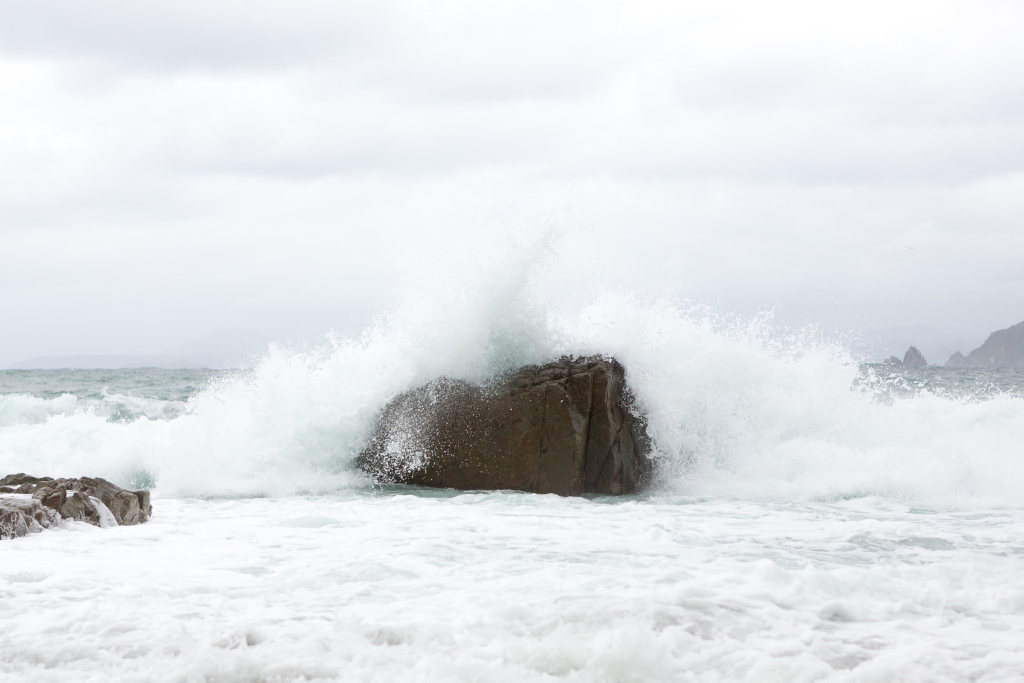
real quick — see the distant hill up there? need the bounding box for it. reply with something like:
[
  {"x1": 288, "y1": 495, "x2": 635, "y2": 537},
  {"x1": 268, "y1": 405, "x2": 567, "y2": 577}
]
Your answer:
[{"x1": 945, "y1": 320, "x2": 1024, "y2": 368}]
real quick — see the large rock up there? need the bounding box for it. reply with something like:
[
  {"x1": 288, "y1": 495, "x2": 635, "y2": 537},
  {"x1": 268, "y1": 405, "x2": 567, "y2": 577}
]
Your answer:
[
  {"x1": 357, "y1": 357, "x2": 651, "y2": 496},
  {"x1": 0, "y1": 474, "x2": 152, "y2": 534},
  {"x1": 945, "y1": 351, "x2": 966, "y2": 367}
]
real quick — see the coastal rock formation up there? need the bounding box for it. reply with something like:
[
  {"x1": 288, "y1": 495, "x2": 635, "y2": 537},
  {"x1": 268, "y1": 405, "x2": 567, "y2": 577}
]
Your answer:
[
  {"x1": 963, "y1": 320, "x2": 1024, "y2": 368},
  {"x1": 357, "y1": 356, "x2": 651, "y2": 496},
  {"x1": 0, "y1": 474, "x2": 152, "y2": 539},
  {"x1": 884, "y1": 347, "x2": 927, "y2": 367},
  {"x1": 903, "y1": 346, "x2": 927, "y2": 367},
  {"x1": 0, "y1": 497, "x2": 61, "y2": 540},
  {"x1": 945, "y1": 351, "x2": 966, "y2": 367}
]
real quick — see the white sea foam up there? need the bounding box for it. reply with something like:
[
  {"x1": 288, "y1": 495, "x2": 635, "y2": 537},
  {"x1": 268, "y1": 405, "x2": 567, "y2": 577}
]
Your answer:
[
  {"x1": 0, "y1": 393, "x2": 82, "y2": 428},
  {"x1": 1, "y1": 494, "x2": 1022, "y2": 682}
]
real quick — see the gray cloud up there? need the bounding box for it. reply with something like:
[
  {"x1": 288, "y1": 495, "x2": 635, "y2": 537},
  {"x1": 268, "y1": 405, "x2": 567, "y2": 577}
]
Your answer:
[
  {"x1": 0, "y1": 0, "x2": 386, "y2": 68},
  {"x1": 1, "y1": 0, "x2": 1023, "y2": 365}
]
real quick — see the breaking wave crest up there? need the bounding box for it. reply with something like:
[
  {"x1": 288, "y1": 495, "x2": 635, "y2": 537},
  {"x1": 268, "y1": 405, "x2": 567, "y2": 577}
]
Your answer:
[{"x1": 1, "y1": 272, "x2": 1023, "y2": 507}]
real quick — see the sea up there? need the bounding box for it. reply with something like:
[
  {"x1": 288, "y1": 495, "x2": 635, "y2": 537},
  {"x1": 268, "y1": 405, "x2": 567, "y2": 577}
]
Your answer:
[{"x1": 2, "y1": 299, "x2": 1023, "y2": 682}]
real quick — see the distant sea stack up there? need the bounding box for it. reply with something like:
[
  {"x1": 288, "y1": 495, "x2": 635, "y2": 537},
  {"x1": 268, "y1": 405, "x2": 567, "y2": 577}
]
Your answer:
[
  {"x1": 357, "y1": 357, "x2": 651, "y2": 496},
  {"x1": 902, "y1": 346, "x2": 927, "y2": 367},
  {"x1": 945, "y1": 351, "x2": 966, "y2": 367},
  {"x1": 0, "y1": 474, "x2": 152, "y2": 540},
  {"x1": 884, "y1": 346, "x2": 927, "y2": 366}
]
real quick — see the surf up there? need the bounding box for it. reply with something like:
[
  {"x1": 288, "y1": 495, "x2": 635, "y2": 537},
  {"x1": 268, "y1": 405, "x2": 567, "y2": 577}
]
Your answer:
[{"x1": 1, "y1": 280, "x2": 1022, "y2": 509}]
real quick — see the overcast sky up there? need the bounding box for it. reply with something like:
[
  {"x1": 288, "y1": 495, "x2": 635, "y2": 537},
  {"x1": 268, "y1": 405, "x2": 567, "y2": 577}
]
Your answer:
[{"x1": 1, "y1": 0, "x2": 1023, "y2": 366}]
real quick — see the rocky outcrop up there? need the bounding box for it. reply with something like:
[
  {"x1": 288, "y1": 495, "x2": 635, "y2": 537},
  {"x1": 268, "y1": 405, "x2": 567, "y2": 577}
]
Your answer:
[
  {"x1": 0, "y1": 474, "x2": 152, "y2": 539},
  {"x1": 357, "y1": 356, "x2": 651, "y2": 496},
  {"x1": 902, "y1": 346, "x2": 927, "y2": 367},
  {"x1": 881, "y1": 319, "x2": 1024, "y2": 369},
  {"x1": 0, "y1": 497, "x2": 61, "y2": 540},
  {"x1": 963, "y1": 320, "x2": 1024, "y2": 368},
  {"x1": 884, "y1": 347, "x2": 927, "y2": 367}
]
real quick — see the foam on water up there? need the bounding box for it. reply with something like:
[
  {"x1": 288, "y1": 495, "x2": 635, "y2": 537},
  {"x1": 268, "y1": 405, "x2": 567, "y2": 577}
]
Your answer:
[{"x1": 1, "y1": 493, "x2": 1022, "y2": 682}]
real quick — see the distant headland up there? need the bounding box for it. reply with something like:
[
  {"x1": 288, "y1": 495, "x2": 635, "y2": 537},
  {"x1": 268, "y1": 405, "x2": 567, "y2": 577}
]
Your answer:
[{"x1": 886, "y1": 319, "x2": 1024, "y2": 368}]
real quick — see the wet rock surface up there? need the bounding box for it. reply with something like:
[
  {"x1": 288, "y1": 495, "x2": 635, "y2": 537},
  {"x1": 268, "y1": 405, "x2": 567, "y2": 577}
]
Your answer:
[
  {"x1": 357, "y1": 356, "x2": 651, "y2": 496},
  {"x1": 0, "y1": 496, "x2": 61, "y2": 540},
  {"x1": 0, "y1": 473, "x2": 152, "y2": 539}
]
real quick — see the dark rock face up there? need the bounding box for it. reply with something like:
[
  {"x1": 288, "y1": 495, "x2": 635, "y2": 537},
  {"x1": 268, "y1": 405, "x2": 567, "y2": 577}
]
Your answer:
[
  {"x1": 945, "y1": 351, "x2": 966, "y2": 367},
  {"x1": 0, "y1": 474, "x2": 152, "y2": 538},
  {"x1": 903, "y1": 346, "x2": 927, "y2": 367},
  {"x1": 963, "y1": 320, "x2": 1024, "y2": 368},
  {"x1": 357, "y1": 357, "x2": 651, "y2": 496},
  {"x1": 885, "y1": 356, "x2": 902, "y2": 366},
  {"x1": 0, "y1": 497, "x2": 61, "y2": 540}
]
